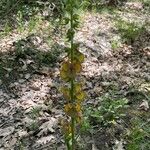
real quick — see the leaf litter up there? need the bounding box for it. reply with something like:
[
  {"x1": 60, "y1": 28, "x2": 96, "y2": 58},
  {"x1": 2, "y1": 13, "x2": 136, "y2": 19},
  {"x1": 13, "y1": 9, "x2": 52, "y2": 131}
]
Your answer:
[{"x1": 0, "y1": 2, "x2": 150, "y2": 149}]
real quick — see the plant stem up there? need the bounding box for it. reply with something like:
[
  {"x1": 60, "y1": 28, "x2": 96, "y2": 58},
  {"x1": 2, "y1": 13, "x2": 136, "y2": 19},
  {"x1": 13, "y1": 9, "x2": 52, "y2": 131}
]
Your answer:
[
  {"x1": 70, "y1": 0, "x2": 75, "y2": 149},
  {"x1": 71, "y1": 117, "x2": 75, "y2": 150}
]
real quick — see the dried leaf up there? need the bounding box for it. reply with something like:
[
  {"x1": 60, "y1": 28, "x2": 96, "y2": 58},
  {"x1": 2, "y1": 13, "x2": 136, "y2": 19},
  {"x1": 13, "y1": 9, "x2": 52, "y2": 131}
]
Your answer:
[
  {"x1": 37, "y1": 118, "x2": 57, "y2": 137},
  {"x1": 0, "y1": 127, "x2": 15, "y2": 137},
  {"x1": 139, "y1": 100, "x2": 149, "y2": 111},
  {"x1": 36, "y1": 135, "x2": 55, "y2": 145}
]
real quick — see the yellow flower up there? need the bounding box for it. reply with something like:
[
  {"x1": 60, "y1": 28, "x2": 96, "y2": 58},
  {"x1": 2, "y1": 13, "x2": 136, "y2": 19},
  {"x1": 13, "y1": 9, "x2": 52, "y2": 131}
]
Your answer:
[
  {"x1": 74, "y1": 83, "x2": 86, "y2": 102},
  {"x1": 64, "y1": 103, "x2": 82, "y2": 118},
  {"x1": 60, "y1": 60, "x2": 82, "y2": 81},
  {"x1": 60, "y1": 87, "x2": 71, "y2": 100},
  {"x1": 75, "y1": 50, "x2": 85, "y2": 63},
  {"x1": 76, "y1": 91, "x2": 86, "y2": 102},
  {"x1": 61, "y1": 119, "x2": 71, "y2": 136}
]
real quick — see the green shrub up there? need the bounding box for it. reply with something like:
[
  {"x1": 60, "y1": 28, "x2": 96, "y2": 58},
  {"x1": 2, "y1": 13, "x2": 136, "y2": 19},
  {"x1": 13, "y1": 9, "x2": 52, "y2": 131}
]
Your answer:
[
  {"x1": 116, "y1": 19, "x2": 145, "y2": 44},
  {"x1": 84, "y1": 96, "x2": 128, "y2": 127}
]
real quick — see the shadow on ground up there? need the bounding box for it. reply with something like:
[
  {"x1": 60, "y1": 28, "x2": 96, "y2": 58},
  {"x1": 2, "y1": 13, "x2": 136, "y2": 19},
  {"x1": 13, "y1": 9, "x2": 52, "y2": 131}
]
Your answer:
[
  {"x1": 0, "y1": 35, "x2": 64, "y2": 88},
  {"x1": 0, "y1": 35, "x2": 66, "y2": 149},
  {"x1": 0, "y1": 6, "x2": 150, "y2": 149}
]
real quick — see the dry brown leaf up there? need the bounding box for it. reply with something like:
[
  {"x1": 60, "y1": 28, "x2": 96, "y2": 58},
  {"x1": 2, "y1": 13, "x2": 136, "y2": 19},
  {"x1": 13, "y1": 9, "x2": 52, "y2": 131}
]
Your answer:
[
  {"x1": 35, "y1": 135, "x2": 55, "y2": 145},
  {"x1": 0, "y1": 127, "x2": 15, "y2": 137},
  {"x1": 139, "y1": 100, "x2": 149, "y2": 111},
  {"x1": 37, "y1": 117, "x2": 57, "y2": 137}
]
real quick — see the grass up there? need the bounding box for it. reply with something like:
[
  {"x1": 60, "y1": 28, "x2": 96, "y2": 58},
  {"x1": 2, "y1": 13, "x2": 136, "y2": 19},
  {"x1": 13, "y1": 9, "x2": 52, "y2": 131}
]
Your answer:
[
  {"x1": 80, "y1": 86, "x2": 150, "y2": 149},
  {"x1": 111, "y1": 39, "x2": 121, "y2": 50},
  {"x1": 28, "y1": 106, "x2": 41, "y2": 119},
  {"x1": 125, "y1": 113, "x2": 150, "y2": 150},
  {"x1": 115, "y1": 19, "x2": 145, "y2": 44},
  {"x1": 28, "y1": 121, "x2": 39, "y2": 131},
  {"x1": 83, "y1": 96, "x2": 129, "y2": 128},
  {"x1": 0, "y1": 21, "x2": 12, "y2": 37},
  {"x1": 89, "y1": 4, "x2": 118, "y2": 15}
]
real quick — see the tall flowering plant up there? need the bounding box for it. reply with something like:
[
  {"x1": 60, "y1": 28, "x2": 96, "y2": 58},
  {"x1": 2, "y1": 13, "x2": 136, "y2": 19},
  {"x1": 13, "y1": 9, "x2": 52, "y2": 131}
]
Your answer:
[{"x1": 60, "y1": 0, "x2": 86, "y2": 149}]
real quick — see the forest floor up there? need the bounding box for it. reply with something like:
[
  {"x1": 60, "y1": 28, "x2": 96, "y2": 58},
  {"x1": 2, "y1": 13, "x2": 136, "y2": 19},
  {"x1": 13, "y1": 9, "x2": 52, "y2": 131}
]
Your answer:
[{"x1": 0, "y1": 1, "x2": 150, "y2": 150}]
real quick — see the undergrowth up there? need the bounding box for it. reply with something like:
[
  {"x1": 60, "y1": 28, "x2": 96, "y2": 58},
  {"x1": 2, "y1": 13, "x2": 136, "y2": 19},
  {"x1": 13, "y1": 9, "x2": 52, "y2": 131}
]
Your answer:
[
  {"x1": 82, "y1": 95, "x2": 129, "y2": 131},
  {"x1": 115, "y1": 19, "x2": 146, "y2": 44}
]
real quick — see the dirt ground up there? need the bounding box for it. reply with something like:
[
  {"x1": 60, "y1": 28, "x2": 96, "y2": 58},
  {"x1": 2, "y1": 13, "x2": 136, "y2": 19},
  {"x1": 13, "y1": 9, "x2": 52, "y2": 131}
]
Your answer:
[{"x1": 0, "y1": 1, "x2": 150, "y2": 150}]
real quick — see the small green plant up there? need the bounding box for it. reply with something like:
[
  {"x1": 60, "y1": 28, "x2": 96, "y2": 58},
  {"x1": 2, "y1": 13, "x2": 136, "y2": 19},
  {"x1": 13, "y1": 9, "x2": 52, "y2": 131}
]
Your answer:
[
  {"x1": 28, "y1": 121, "x2": 39, "y2": 131},
  {"x1": 18, "y1": 140, "x2": 25, "y2": 150},
  {"x1": 143, "y1": 0, "x2": 150, "y2": 8},
  {"x1": 126, "y1": 118, "x2": 150, "y2": 150},
  {"x1": 116, "y1": 19, "x2": 145, "y2": 44},
  {"x1": 17, "y1": 10, "x2": 25, "y2": 33},
  {"x1": 0, "y1": 21, "x2": 12, "y2": 37},
  {"x1": 80, "y1": 116, "x2": 91, "y2": 133},
  {"x1": 39, "y1": 51, "x2": 57, "y2": 65},
  {"x1": 85, "y1": 97, "x2": 128, "y2": 126},
  {"x1": 15, "y1": 41, "x2": 26, "y2": 59},
  {"x1": 111, "y1": 39, "x2": 120, "y2": 50},
  {"x1": 29, "y1": 106, "x2": 41, "y2": 119},
  {"x1": 28, "y1": 15, "x2": 42, "y2": 33}
]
